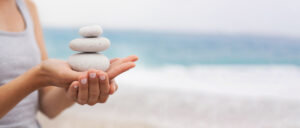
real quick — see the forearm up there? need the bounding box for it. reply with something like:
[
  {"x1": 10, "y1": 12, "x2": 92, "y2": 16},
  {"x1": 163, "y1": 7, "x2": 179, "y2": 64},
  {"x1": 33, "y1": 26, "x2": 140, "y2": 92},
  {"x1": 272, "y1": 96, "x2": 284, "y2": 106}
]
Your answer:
[
  {"x1": 39, "y1": 87, "x2": 75, "y2": 118},
  {"x1": 0, "y1": 65, "x2": 46, "y2": 118}
]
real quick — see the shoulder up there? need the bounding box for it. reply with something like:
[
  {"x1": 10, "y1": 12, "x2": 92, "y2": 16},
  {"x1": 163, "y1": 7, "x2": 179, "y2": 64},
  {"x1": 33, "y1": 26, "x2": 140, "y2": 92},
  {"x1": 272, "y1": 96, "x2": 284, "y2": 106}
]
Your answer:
[
  {"x1": 24, "y1": 0, "x2": 37, "y2": 9},
  {"x1": 22, "y1": 0, "x2": 40, "y2": 30},
  {"x1": 22, "y1": 0, "x2": 49, "y2": 60},
  {"x1": 24, "y1": 0, "x2": 38, "y2": 17}
]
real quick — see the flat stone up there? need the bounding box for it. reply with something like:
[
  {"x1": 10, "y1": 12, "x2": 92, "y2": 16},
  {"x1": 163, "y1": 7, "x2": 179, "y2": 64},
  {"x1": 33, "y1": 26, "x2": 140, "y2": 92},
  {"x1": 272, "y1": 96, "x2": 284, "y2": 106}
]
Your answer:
[
  {"x1": 68, "y1": 53, "x2": 110, "y2": 71},
  {"x1": 69, "y1": 37, "x2": 110, "y2": 52},
  {"x1": 79, "y1": 25, "x2": 103, "y2": 37}
]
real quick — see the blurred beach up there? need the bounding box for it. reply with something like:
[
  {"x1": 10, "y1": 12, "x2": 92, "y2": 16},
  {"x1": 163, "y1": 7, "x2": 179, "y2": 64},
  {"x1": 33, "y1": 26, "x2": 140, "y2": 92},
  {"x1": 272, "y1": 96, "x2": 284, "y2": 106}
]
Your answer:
[{"x1": 37, "y1": 28, "x2": 300, "y2": 128}]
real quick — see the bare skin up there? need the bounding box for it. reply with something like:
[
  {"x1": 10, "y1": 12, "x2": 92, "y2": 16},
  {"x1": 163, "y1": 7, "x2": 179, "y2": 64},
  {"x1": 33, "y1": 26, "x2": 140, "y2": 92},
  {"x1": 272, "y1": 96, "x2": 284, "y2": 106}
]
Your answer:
[
  {"x1": 0, "y1": 0, "x2": 25, "y2": 32},
  {"x1": 0, "y1": 0, "x2": 138, "y2": 119}
]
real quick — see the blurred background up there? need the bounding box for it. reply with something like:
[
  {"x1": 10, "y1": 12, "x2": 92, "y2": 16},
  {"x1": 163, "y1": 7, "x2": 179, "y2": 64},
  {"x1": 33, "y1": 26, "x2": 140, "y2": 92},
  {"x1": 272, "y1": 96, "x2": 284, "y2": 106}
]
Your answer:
[{"x1": 33, "y1": 0, "x2": 300, "y2": 127}]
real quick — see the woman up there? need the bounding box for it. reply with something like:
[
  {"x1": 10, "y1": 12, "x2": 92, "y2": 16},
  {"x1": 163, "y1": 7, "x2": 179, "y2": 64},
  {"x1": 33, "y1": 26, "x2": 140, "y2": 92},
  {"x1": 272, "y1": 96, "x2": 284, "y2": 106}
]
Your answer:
[{"x1": 0, "y1": 0, "x2": 138, "y2": 127}]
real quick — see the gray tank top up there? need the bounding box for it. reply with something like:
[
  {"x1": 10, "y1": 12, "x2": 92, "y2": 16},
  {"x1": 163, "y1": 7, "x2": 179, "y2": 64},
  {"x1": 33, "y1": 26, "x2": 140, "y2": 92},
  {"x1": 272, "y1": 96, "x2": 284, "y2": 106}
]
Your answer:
[{"x1": 0, "y1": 0, "x2": 41, "y2": 127}]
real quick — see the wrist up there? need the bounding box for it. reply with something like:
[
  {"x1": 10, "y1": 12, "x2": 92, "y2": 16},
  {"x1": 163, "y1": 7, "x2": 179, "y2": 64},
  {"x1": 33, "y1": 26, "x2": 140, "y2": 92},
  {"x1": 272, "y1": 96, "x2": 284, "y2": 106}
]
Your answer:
[{"x1": 31, "y1": 64, "x2": 50, "y2": 88}]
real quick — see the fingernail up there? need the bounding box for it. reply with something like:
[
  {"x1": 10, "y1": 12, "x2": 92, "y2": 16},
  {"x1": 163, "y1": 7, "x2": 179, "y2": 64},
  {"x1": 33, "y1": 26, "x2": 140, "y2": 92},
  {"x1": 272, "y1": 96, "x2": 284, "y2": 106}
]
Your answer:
[
  {"x1": 81, "y1": 78, "x2": 87, "y2": 84},
  {"x1": 99, "y1": 75, "x2": 106, "y2": 80},
  {"x1": 89, "y1": 73, "x2": 96, "y2": 78},
  {"x1": 74, "y1": 85, "x2": 78, "y2": 89}
]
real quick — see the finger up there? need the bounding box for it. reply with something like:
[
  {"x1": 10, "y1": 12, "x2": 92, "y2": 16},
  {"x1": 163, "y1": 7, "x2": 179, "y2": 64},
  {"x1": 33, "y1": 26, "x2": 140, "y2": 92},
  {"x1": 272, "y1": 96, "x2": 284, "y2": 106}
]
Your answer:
[
  {"x1": 108, "y1": 62, "x2": 136, "y2": 80},
  {"x1": 110, "y1": 58, "x2": 120, "y2": 64},
  {"x1": 121, "y1": 55, "x2": 138, "y2": 63},
  {"x1": 66, "y1": 81, "x2": 79, "y2": 101},
  {"x1": 98, "y1": 71, "x2": 110, "y2": 103},
  {"x1": 98, "y1": 95, "x2": 109, "y2": 103},
  {"x1": 77, "y1": 73, "x2": 88, "y2": 105},
  {"x1": 109, "y1": 80, "x2": 118, "y2": 95},
  {"x1": 109, "y1": 82, "x2": 115, "y2": 95},
  {"x1": 87, "y1": 70, "x2": 99, "y2": 106}
]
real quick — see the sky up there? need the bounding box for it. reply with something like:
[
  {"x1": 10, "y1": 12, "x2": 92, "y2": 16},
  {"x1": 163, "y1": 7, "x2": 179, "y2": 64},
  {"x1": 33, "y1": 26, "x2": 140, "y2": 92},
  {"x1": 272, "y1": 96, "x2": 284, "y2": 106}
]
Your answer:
[{"x1": 33, "y1": 0, "x2": 300, "y2": 37}]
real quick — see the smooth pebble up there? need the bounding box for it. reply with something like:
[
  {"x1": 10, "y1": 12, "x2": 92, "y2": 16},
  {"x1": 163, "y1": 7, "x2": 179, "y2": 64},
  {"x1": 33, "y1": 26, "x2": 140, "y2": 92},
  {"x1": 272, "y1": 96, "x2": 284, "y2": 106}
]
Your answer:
[
  {"x1": 69, "y1": 37, "x2": 110, "y2": 52},
  {"x1": 68, "y1": 53, "x2": 110, "y2": 71},
  {"x1": 79, "y1": 25, "x2": 103, "y2": 37}
]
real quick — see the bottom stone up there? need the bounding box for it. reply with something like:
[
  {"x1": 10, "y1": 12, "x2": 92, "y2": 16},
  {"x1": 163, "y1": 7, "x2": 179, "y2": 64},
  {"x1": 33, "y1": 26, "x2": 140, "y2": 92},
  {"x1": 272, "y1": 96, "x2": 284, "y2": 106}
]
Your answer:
[{"x1": 68, "y1": 53, "x2": 110, "y2": 71}]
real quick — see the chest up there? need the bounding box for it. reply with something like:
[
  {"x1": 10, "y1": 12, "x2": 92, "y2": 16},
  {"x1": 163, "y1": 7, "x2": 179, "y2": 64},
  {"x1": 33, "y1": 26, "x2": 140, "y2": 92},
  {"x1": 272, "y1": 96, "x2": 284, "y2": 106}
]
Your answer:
[
  {"x1": 0, "y1": 4, "x2": 25, "y2": 32},
  {"x1": 0, "y1": 35, "x2": 41, "y2": 85}
]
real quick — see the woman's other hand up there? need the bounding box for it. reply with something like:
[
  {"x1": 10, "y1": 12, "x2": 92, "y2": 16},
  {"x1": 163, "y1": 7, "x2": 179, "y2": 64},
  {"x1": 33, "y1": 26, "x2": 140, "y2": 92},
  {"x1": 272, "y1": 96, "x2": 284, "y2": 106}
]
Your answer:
[
  {"x1": 65, "y1": 70, "x2": 115, "y2": 105},
  {"x1": 39, "y1": 59, "x2": 82, "y2": 88}
]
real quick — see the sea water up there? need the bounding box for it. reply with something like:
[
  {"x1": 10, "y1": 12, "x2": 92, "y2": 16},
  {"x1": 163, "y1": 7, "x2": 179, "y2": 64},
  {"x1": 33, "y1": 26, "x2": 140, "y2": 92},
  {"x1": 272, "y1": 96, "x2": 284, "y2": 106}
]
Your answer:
[
  {"x1": 44, "y1": 28, "x2": 300, "y2": 99},
  {"x1": 44, "y1": 28, "x2": 300, "y2": 66}
]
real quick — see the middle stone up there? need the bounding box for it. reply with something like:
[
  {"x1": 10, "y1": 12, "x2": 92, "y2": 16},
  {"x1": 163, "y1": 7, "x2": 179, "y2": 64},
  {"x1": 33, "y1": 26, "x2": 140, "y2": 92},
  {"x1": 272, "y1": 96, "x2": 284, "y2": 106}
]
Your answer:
[{"x1": 69, "y1": 37, "x2": 111, "y2": 52}]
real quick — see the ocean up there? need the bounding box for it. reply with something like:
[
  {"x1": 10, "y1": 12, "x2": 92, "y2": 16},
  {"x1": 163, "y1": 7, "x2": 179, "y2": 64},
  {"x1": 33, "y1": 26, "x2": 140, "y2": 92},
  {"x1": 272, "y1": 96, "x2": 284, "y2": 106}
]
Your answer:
[
  {"x1": 44, "y1": 28, "x2": 300, "y2": 66},
  {"x1": 39, "y1": 28, "x2": 300, "y2": 128}
]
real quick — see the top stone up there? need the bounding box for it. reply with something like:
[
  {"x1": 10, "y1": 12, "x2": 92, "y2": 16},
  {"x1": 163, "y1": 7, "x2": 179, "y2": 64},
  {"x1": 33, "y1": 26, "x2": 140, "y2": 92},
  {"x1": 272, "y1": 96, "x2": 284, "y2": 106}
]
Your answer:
[{"x1": 79, "y1": 25, "x2": 103, "y2": 38}]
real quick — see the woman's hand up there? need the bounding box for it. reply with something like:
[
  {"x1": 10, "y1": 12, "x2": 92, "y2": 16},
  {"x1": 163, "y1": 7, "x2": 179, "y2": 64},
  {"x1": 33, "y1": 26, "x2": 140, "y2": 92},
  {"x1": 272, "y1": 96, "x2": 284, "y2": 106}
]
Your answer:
[
  {"x1": 65, "y1": 70, "x2": 115, "y2": 105},
  {"x1": 64, "y1": 56, "x2": 137, "y2": 105},
  {"x1": 39, "y1": 59, "x2": 82, "y2": 88}
]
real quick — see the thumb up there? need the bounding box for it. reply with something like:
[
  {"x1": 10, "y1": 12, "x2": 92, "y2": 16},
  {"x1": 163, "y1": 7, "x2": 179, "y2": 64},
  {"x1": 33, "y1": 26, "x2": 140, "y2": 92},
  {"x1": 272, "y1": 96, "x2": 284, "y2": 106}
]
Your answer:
[{"x1": 64, "y1": 69, "x2": 83, "y2": 82}]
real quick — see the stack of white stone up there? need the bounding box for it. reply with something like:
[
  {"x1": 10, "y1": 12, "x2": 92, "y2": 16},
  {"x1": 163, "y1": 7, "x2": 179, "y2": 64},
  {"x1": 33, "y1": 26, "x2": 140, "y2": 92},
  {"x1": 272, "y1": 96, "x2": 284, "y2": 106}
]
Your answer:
[{"x1": 68, "y1": 25, "x2": 110, "y2": 71}]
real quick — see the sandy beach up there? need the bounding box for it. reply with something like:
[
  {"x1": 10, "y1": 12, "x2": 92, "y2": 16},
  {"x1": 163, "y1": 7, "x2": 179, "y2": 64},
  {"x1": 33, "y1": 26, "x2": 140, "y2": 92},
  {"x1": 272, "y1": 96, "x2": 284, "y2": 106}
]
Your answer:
[{"x1": 38, "y1": 86, "x2": 300, "y2": 128}]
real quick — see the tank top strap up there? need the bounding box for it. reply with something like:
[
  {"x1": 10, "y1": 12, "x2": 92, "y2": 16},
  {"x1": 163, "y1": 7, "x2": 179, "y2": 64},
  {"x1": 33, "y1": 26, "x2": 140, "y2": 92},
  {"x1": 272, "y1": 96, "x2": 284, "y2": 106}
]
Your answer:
[{"x1": 16, "y1": 0, "x2": 34, "y2": 33}]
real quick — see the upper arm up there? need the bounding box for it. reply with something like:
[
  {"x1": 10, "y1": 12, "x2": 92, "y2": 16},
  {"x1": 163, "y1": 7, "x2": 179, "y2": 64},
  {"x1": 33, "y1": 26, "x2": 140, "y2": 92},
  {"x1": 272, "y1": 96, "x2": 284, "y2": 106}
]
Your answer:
[{"x1": 24, "y1": 0, "x2": 55, "y2": 103}]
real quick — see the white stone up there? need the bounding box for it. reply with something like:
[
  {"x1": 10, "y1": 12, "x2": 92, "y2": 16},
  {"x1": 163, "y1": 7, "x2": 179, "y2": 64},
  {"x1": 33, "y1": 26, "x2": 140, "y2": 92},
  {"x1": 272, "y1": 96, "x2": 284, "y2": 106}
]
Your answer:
[
  {"x1": 79, "y1": 25, "x2": 103, "y2": 37},
  {"x1": 69, "y1": 37, "x2": 110, "y2": 52},
  {"x1": 68, "y1": 53, "x2": 110, "y2": 71}
]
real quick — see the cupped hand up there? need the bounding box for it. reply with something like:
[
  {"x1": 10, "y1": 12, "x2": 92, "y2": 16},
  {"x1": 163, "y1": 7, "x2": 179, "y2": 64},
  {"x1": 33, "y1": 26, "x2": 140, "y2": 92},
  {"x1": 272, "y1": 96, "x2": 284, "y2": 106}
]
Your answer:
[
  {"x1": 64, "y1": 55, "x2": 137, "y2": 105},
  {"x1": 66, "y1": 70, "x2": 113, "y2": 105}
]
